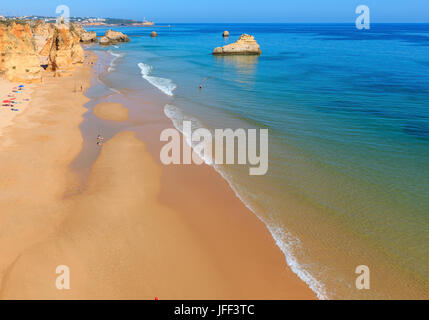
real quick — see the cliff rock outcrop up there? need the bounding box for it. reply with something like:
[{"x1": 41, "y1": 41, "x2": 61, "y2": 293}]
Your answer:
[
  {"x1": 213, "y1": 34, "x2": 261, "y2": 56},
  {"x1": 71, "y1": 23, "x2": 86, "y2": 37},
  {"x1": 0, "y1": 21, "x2": 86, "y2": 82},
  {"x1": 47, "y1": 24, "x2": 84, "y2": 71},
  {"x1": 33, "y1": 21, "x2": 56, "y2": 65},
  {"x1": 69, "y1": 23, "x2": 97, "y2": 44},
  {"x1": 0, "y1": 22, "x2": 42, "y2": 83}
]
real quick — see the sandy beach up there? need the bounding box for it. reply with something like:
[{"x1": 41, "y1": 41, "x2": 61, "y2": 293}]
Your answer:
[
  {"x1": 93, "y1": 102, "x2": 129, "y2": 121},
  {"x1": 0, "y1": 80, "x2": 34, "y2": 139},
  {"x1": 0, "y1": 50, "x2": 315, "y2": 300}
]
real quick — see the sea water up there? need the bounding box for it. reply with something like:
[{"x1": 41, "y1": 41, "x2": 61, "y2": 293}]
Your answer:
[{"x1": 87, "y1": 23, "x2": 429, "y2": 299}]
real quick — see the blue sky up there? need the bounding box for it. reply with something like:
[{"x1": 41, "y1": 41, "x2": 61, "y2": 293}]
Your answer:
[{"x1": 1, "y1": 0, "x2": 428, "y2": 23}]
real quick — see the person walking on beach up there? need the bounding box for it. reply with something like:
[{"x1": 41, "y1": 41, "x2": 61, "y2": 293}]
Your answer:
[{"x1": 97, "y1": 135, "x2": 105, "y2": 146}]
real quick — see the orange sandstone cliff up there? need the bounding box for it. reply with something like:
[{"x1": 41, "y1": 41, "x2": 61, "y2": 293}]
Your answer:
[
  {"x1": 0, "y1": 21, "x2": 85, "y2": 83},
  {"x1": 47, "y1": 24, "x2": 84, "y2": 72},
  {"x1": 0, "y1": 22, "x2": 41, "y2": 83}
]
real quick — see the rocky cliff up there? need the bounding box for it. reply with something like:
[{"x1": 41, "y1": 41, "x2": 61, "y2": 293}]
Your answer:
[
  {"x1": 0, "y1": 22, "x2": 42, "y2": 83},
  {"x1": 47, "y1": 24, "x2": 84, "y2": 72},
  {"x1": 213, "y1": 34, "x2": 261, "y2": 56},
  {"x1": 33, "y1": 21, "x2": 56, "y2": 65},
  {"x1": 0, "y1": 21, "x2": 86, "y2": 83}
]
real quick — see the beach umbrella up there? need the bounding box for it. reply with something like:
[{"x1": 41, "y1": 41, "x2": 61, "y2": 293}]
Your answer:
[
  {"x1": 3, "y1": 100, "x2": 10, "y2": 103},
  {"x1": 19, "y1": 85, "x2": 24, "y2": 88}
]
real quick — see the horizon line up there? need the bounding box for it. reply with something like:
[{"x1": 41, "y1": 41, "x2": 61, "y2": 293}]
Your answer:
[{"x1": 2, "y1": 15, "x2": 429, "y2": 24}]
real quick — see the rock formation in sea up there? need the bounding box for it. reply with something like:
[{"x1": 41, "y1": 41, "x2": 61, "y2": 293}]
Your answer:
[
  {"x1": 99, "y1": 30, "x2": 130, "y2": 45},
  {"x1": 0, "y1": 20, "x2": 86, "y2": 83},
  {"x1": 80, "y1": 31, "x2": 98, "y2": 43},
  {"x1": 68, "y1": 23, "x2": 98, "y2": 44},
  {"x1": 213, "y1": 34, "x2": 261, "y2": 56},
  {"x1": 150, "y1": 31, "x2": 157, "y2": 37},
  {"x1": 223, "y1": 31, "x2": 229, "y2": 37},
  {"x1": 71, "y1": 23, "x2": 86, "y2": 37}
]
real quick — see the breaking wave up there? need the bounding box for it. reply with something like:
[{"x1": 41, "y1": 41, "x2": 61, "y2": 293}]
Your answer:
[{"x1": 138, "y1": 62, "x2": 177, "y2": 96}]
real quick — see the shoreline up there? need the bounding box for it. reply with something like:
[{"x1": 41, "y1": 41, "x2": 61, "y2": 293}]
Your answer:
[
  {"x1": 0, "y1": 49, "x2": 316, "y2": 299},
  {"x1": 93, "y1": 51, "x2": 317, "y2": 299},
  {"x1": 162, "y1": 105, "x2": 327, "y2": 299}
]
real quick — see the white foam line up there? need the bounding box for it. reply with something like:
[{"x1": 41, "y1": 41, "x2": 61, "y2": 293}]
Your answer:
[
  {"x1": 107, "y1": 50, "x2": 125, "y2": 72},
  {"x1": 163, "y1": 104, "x2": 329, "y2": 300},
  {"x1": 138, "y1": 62, "x2": 177, "y2": 96}
]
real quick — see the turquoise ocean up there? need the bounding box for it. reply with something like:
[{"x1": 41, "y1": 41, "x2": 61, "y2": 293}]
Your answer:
[{"x1": 86, "y1": 24, "x2": 429, "y2": 299}]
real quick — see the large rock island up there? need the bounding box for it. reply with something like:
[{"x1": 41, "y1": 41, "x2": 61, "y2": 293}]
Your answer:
[
  {"x1": 213, "y1": 34, "x2": 261, "y2": 56},
  {"x1": 80, "y1": 31, "x2": 98, "y2": 44},
  {"x1": 100, "y1": 30, "x2": 130, "y2": 45}
]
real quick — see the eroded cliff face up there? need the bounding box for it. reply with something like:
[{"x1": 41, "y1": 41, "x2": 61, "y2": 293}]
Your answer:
[
  {"x1": 0, "y1": 22, "x2": 42, "y2": 83},
  {"x1": 0, "y1": 21, "x2": 86, "y2": 83},
  {"x1": 48, "y1": 24, "x2": 84, "y2": 72},
  {"x1": 33, "y1": 21, "x2": 56, "y2": 65}
]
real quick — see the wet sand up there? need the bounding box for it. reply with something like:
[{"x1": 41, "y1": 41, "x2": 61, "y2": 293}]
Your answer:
[
  {"x1": 0, "y1": 51, "x2": 316, "y2": 299},
  {"x1": 93, "y1": 102, "x2": 129, "y2": 121}
]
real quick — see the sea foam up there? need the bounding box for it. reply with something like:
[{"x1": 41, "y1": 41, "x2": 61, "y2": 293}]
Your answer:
[
  {"x1": 164, "y1": 103, "x2": 329, "y2": 300},
  {"x1": 138, "y1": 63, "x2": 177, "y2": 96},
  {"x1": 164, "y1": 104, "x2": 212, "y2": 165},
  {"x1": 107, "y1": 50, "x2": 124, "y2": 72}
]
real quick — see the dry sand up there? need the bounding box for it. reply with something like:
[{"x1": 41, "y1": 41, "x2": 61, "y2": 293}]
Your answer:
[
  {"x1": 0, "y1": 53, "x2": 95, "y2": 296},
  {"x1": 93, "y1": 102, "x2": 129, "y2": 122},
  {"x1": 0, "y1": 80, "x2": 34, "y2": 138},
  {"x1": 0, "y1": 51, "x2": 316, "y2": 300}
]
